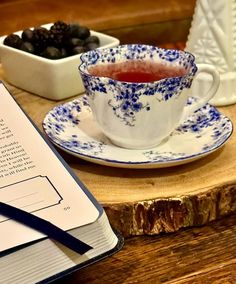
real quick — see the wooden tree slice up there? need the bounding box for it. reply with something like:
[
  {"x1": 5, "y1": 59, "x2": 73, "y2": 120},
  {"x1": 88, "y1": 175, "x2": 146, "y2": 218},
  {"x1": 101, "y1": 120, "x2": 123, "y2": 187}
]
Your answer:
[{"x1": 2, "y1": 75, "x2": 236, "y2": 237}]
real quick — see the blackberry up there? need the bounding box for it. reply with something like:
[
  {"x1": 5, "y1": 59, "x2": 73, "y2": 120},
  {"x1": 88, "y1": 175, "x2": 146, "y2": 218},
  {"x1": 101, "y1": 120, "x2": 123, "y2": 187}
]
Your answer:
[
  {"x1": 4, "y1": 34, "x2": 23, "y2": 49},
  {"x1": 50, "y1": 20, "x2": 70, "y2": 47},
  {"x1": 51, "y1": 20, "x2": 69, "y2": 34},
  {"x1": 32, "y1": 27, "x2": 53, "y2": 53}
]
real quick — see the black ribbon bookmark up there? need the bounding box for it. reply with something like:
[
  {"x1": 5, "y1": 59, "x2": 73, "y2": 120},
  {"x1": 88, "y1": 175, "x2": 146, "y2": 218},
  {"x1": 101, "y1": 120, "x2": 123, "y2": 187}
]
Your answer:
[{"x1": 0, "y1": 202, "x2": 93, "y2": 255}]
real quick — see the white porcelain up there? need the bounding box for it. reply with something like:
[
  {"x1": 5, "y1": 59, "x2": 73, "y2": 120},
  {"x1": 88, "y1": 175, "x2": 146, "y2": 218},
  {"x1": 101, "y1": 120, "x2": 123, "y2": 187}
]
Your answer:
[
  {"x1": 0, "y1": 23, "x2": 119, "y2": 100},
  {"x1": 185, "y1": 0, "x2": 236, "y2": 106},
  {"x1": 42, "y1": 95, "x2": 233, "y2": 169},
  {"x1": 79, "y1": 44, "x2": 220, "y2": 149}
]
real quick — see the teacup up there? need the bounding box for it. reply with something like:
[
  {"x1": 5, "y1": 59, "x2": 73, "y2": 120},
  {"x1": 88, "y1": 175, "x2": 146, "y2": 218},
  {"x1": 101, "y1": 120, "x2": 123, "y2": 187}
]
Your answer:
[{"x1": 79, "y1": 44, "x2": 220, "y2": 149}]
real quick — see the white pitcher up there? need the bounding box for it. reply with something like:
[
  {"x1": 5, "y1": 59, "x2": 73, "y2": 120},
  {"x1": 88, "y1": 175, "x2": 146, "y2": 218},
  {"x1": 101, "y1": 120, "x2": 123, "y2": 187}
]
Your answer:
[{"x1": 185, "y1": 0, "x2": 236, "y2": 106}]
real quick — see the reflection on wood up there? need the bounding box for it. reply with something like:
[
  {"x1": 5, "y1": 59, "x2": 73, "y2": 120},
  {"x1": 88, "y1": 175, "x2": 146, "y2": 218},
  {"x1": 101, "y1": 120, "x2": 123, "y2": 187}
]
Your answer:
[{"x1": 54, "y1": 214, "x2": 236, "y2": 284}]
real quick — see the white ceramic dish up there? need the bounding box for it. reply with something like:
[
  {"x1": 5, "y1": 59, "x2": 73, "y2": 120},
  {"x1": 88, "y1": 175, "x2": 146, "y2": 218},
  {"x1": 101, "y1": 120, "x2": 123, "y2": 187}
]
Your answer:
[
  {"x1": 0, "y1": 23, "x2": 119, "y2": 100},
  {"x1": 42, "y1": 95, "x2": 233, "y2": 169}
]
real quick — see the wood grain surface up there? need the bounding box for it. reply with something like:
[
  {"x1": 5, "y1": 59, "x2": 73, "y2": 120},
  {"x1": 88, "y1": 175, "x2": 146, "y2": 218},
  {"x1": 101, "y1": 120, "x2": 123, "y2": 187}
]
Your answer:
[
  {"x1": 54, "y1": 214, "x2": 236, "y2": 284},
  {"x1": 0, "y1": 0, "x2": 195, "y2": 45}
]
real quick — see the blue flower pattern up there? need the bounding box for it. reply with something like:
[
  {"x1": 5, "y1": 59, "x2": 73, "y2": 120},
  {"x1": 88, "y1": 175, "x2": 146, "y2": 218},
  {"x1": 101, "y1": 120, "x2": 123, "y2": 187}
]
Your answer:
[
  {"x1": 42, "y1": 96, "x2": 105, "y2": 155},
  {"x1": 175, "y1": 104, "x2": 221, "y2": 136},
  {"x1": 43, "y1": 97, "x2": 233, "y2": 166},
  {"x1": 79, "y1": 44, "x2": 197, "y2": 126},
  {"x1": 143, "y1": 151, "x2": 186, "y2": 162}
]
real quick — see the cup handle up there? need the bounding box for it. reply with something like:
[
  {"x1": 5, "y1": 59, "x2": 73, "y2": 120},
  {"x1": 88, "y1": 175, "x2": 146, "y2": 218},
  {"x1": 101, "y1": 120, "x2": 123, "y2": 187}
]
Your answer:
[{"x1": 180, "y1": 63, "x2": 220, "y2": 123}]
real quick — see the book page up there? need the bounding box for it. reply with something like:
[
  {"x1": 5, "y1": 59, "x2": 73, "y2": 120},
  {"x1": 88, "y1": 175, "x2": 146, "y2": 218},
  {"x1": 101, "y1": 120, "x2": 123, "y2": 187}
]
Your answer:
[{"x1": 0, "y1": 83, "x2": 99, "y2": 252}]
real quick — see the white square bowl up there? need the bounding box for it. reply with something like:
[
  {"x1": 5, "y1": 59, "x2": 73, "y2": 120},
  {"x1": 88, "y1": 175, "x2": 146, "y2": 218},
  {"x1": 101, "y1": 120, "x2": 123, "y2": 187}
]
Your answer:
[{"x1": 0, "y1": 24, "x2": 120, "y2": 100}]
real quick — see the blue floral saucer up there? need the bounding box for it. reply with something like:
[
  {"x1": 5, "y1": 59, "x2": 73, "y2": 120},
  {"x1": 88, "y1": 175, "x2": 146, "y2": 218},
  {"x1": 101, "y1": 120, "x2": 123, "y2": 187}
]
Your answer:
[{"x1": 42, "y1": 95, "x2": 233, "y2": 169}]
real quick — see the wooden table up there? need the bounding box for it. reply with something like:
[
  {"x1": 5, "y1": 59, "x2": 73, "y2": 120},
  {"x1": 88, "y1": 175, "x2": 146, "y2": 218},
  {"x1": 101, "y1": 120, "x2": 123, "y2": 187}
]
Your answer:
[
  {"x1": 1, "y1": 69, "x2": 236, "y2": 283},
  {"x1": 55, "y1": 215, "x2": 236, "y2": 284}
]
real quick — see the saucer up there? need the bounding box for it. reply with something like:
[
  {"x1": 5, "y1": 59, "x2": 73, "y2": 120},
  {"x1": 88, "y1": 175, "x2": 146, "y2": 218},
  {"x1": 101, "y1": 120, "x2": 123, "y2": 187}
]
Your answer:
[{"x1": 42, "y1": 95, "x2": 233, "y2": 169}]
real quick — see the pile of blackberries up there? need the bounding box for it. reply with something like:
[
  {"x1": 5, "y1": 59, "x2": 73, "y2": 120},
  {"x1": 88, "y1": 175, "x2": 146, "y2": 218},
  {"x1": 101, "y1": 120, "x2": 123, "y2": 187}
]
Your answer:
[{"x1": 3, "y1": 20, "x2": 100, "y2": 59}]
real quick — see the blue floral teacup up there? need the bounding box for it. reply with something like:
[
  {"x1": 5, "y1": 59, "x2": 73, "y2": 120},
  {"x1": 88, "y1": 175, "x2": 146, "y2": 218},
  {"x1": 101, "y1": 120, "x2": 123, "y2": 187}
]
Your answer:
[{"x1": 79, "y1": 44, "x2": 220, "y2": 149}]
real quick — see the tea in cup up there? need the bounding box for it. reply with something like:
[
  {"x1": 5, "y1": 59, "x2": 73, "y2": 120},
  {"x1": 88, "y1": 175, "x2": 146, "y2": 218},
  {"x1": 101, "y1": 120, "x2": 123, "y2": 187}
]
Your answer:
[{"x1": 79, "y1": 44, "x2": 220, "y2": 149}]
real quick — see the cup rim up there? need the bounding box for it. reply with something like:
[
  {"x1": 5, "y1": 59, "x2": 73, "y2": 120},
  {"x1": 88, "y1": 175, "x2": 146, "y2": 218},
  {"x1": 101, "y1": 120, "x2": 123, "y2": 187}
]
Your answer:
[{"x1": 78, "y1": 44, "x2": 197, "y2": 84}]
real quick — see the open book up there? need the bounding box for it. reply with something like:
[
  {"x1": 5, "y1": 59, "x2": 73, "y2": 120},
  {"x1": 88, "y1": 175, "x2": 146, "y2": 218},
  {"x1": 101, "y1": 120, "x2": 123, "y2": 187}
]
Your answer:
[{"x1": 0, "y1": 82, "x2": 123, "y2": 284}]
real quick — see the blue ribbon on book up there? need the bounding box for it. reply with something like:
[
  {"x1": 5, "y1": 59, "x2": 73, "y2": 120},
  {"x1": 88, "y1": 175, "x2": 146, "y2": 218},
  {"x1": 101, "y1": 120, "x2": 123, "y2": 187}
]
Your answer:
[{"x1": 0, "y1": 202, "x2": 93, "y2": 254}]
